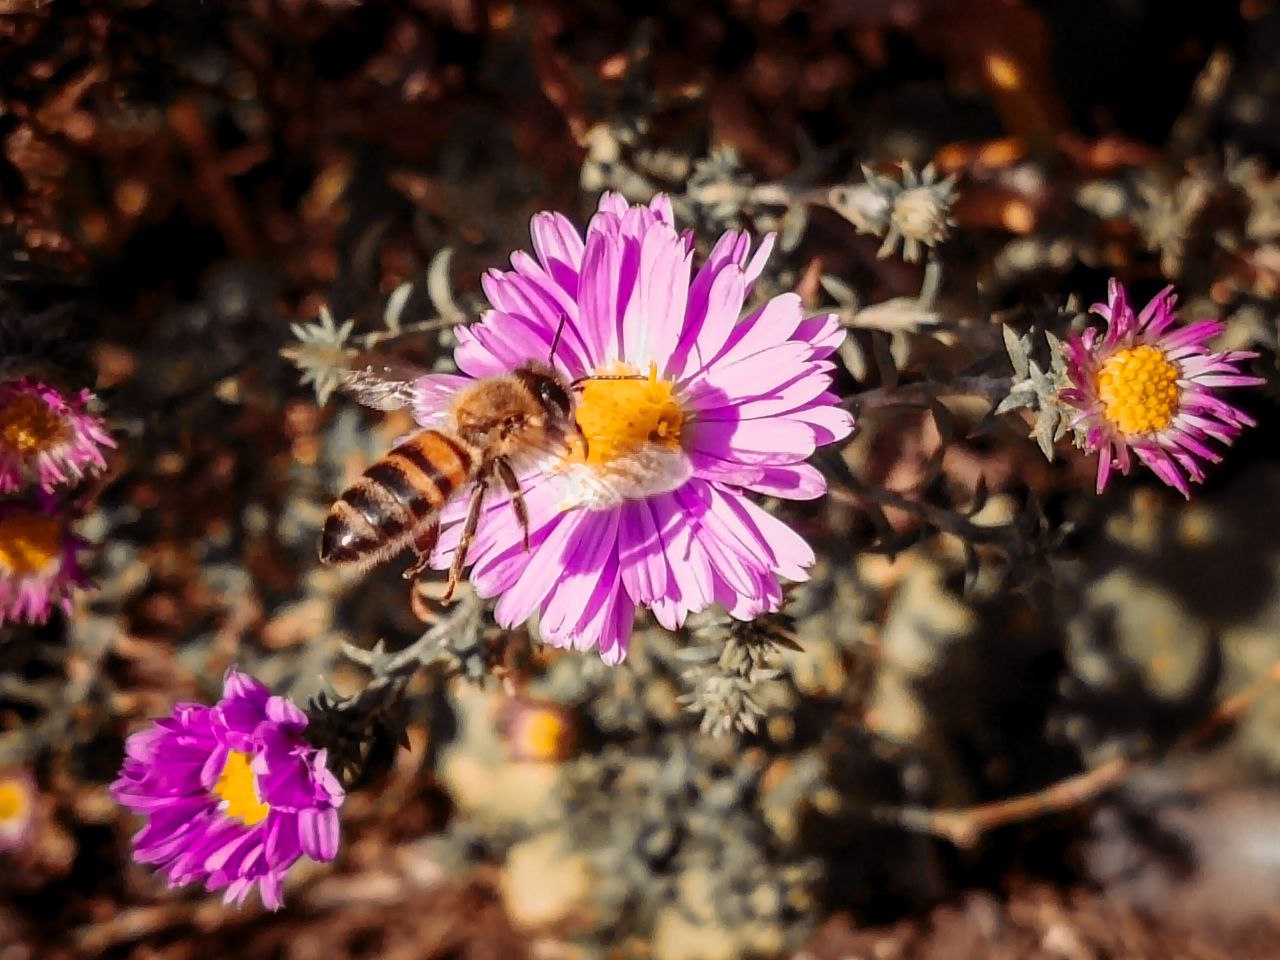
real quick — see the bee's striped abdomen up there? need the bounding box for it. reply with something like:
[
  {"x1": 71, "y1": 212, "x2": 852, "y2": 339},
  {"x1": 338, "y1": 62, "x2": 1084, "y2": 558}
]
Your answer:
[{"x1": 320, "y1": 431, "x2": 474, "y2": 567}]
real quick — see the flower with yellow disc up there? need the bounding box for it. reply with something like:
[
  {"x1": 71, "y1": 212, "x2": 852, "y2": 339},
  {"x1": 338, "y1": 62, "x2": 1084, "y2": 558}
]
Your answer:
[{"x1": 1061, "y1": 279, "x2": 1263, "y2": 496}]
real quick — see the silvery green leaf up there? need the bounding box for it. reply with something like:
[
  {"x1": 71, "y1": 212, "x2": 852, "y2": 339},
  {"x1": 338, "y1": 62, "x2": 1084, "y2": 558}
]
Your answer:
[
  {"x1": 1045, "y1": 330, "x2": 1068, "y2": 376},
  {"x1": 1034, "y1": 407, "x2": 1061, "y2": 461},
  {"x1": 1029, "y1": 359, "x2": 1054, "y2": 395},
  {"x1": 919, "y1": 255, "x2": 943, "y2": 305},
  {"x1": 820, "y1": 273, "x2": 859, "y2": 306},
  {"x1": 383, "y1": 281, "x2": 412, "y2": 333},
  {"x1": 839, "y1": 336, "x2": 868, "y2": 381},
  {"x1": 995, "y1": 389, "x2": 1036, "y2": 415},
  {"x1": 779, "y1": 205, "x2": 809, "y2": 252},
  {"x1": 827, "y1": 182, "x2": 890, "y2": 236},
  {"x1": 1002, "y1": 324, "x2": 1030, "y2": 380},
  {"x1": 850, "y1": 297, "x2": 941, "y2": 333},
  {"x1": 427, "y1": 247, "x2": 463, "y2": 322}
]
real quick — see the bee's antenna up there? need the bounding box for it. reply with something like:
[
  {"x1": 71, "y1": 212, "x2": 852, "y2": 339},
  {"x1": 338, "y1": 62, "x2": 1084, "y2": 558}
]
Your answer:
[
  {"x1": 548, "y1": 313, "x2": 568, "y2": 366},
  {"x1": 570, "y1": 372, "x2": 650, "y2": 389}
]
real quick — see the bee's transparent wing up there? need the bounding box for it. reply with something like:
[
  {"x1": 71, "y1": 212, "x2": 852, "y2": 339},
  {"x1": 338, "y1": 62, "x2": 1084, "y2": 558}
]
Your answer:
[{"x1": 338, "y1": 354, "x2": 433, "y2": 411}]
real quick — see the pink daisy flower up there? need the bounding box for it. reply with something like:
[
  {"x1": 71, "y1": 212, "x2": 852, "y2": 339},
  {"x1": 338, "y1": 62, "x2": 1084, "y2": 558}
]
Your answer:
[
  {"x1": 1060, "y1": 279, "x2": 1264, "y2": 497},
  {"x1": 0, "y1": 378, "x2": 115, "y2": 494},
  {"x1": 418, "y1": 192, "x2": 852, "y2": 663},
  {"x1": 0, "y1": 498, "x2": 87, "y2": 625},
  {"x1": 112, "y1": 669, "x2": 344, "y2": 909}
]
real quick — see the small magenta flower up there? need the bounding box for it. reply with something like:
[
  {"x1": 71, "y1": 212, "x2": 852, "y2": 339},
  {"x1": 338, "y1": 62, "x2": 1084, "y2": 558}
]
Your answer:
[
  {"x1": 419, "y1": 192, "x2": 852, "y2": 663},
  {"x1": 111, "y1": 669, "x2": 344, "y2": 910},
  {"x1": 503, "y1": 699, "x2": 576, "y2": 763},
  {"x1": 0, "y1": 768, "x2": 37, "y2": 852},
  {"x1": 0, "y1": 378, "x2": 114, "y2": 494},
  {"x1": 0, "y1": 498, "x2": 87, "y2": 625},
  {"x1": 1061, "y1": 279, "x2": 1263, "y2": 497}
]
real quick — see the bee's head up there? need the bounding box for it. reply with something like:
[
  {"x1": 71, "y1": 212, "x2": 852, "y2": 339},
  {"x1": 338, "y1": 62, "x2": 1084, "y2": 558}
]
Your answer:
[{"x1": 516, "y1": 361, "x2": 574, "y2": 424}]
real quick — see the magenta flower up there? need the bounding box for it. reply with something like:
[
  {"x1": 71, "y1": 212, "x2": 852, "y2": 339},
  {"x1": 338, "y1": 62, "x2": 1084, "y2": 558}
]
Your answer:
[
  {"x1": 0, "y1": 768, "x2": 37, "y2": 853},
  {"x1": 111, "y1": 669, "x2": 344, "y2": 910},
  {"x1": 418, "y1": 192, "x2": 851, "y2": 663},
  {"x1": 1061, "y1": 279, "x2": 1263, "y2": 497},
  {"x1": 0, "y1": 498, "x2": 87, "y2": 625},
  {"x1": 0, "y1": 378, "x2": 114, "y2": 494}
]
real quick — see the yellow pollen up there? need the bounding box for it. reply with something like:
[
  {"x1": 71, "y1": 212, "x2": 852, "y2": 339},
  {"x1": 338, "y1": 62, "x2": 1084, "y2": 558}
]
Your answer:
[
  {"x1": 1096, "y1": 344, "x2": 1181, "y2": 436},
  {"x1": 519, "y1": 709, "x2": 570, "y2": 761},
  {"x1": 0, "y1": 780, "x2": 29, "y2": 822},
  {"x1": 213, "y1": 751, "x2": 269, "y2": 826},
  {"x1": 0, "y1": 394, "x2": 67, "y2": 456},
  {"x1": 0, "y1": 512, "x2": 62, "y2": 576},
  {"x1": 572, "y1": 362, "x2": 684, "y2": 466}
]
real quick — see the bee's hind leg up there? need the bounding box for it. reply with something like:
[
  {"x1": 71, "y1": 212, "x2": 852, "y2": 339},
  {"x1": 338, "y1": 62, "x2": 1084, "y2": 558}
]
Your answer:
[
  {"x1": 493, "y1": 458, "x2": 530, "y2": 551},
  {"x1": 401, "y1": 520, "x2": 440, "y2": 581},
  {"x1": 443, "y1": 477, "x2": 488, "y2": 603}
]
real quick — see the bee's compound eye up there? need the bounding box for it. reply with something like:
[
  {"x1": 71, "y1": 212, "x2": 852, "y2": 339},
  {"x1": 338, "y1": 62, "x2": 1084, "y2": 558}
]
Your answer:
[{"x1": 538, "y1": 378, "x2": 571, "y2": 417}]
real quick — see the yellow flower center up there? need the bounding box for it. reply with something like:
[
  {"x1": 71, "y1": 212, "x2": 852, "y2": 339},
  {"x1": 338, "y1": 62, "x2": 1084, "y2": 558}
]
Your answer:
[
  {"x1": 213, "y1": 751, "x2": 269, "y2": 826},
  {"x1": 572, "y1": 362, "x2": 684, "y2": 466},
  {"x1": 0, "y1": 779, "x2": 29, "y2": 822},
  {"x1": 518, "y1": 709, "x2": 570, "y2": 761},
  {"x1": 0, "y1": 512, "x2": 62, "y2": 576},
  {"x1": 0, "y1": 394, "x2": 66, "y2": 456},
  {"x1": 1096, "y1": 344, "x2": 1181, "y2": 436}
]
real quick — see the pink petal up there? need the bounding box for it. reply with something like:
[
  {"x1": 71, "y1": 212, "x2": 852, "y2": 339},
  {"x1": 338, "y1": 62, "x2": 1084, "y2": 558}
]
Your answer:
[
  {"x1": 676, "y1": 486, "x2": 758, "y2": 597},
  {"x1": 681, "y1": 342, "x2": 817, "y2": 409},
  {"x1": 671, "y1": 263, "x2": 747, "y2": 381},
  {"x1": 596, "y1": 587, "x2": 635, "y2": 665},
  {"x1": 709, "y1": 486, "x2": 813, "y2": 581},
  {"x1": 708, "y1": 293, "x2": 805, "y2": 370},
  {"x1": 298, "y1": 806, "x2": 340, "y2": 862},
  {"x1": 1137, "y1": 285, "x2": 1177, "y2": 332},
  {"x1": 578, "y1": 230, "x2": 623, "y2": 361},
  {"x1": 685, "y1": 417, "x2": 818, "y2": 465},
  {"x1": 530, "y1": 211, "x2": 585, "y2": 295},
  {"x1": 625, "y1": 225, "x2": 692, "y2": 366},
  {"x1": 789, "y1": 402, "x2": 854, "y2": 445},
  {"x1": 493, "y1": 506, "x2": 590, "y2": 626},
  {"x1": 742, "y1": 463, "x2": 827, "y2": 500},
  {"x1": 538, "y1": 510, "x2": 621, "y2": 636},
  {"x1": 595, "y1": 191, "x2": 629, "y2": 218},
  {"x1": 618, "y1": 499, "x2": 669, "y2": 605},
  {"x1": 1159, "y1": 320, "x2": 1222, "y2": 352},
  {"x1": 456, "y1": 313, "x2": 550, "y2": 375},
  {"x1": 411, "y1": 374, "x2": 470, "y2": 427},
  {"x1": 649, "y1": 193, "x2": 675, "y2": 226},
  {"x1": 794, "y1": 312, "x2": 844, "y2": 356},
  {"x1": 1095, "y1": 441, "x2": 1114, "y2": 493},
  {"x1": 743, "y1": 233, "x2": 776, "y2": 287},
  {"x1": 691, "y1": 366, "x2": 834, "y2": 419}
]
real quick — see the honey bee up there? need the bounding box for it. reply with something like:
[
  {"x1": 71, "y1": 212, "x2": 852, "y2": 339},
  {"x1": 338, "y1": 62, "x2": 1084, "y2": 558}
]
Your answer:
[{"x1": 319, "y1": 355, "x2": 578, "y2": 601}]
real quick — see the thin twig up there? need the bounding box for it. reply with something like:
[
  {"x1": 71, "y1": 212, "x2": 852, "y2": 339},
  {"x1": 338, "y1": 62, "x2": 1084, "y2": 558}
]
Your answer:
[
  {"x1": 875, "y1": 757, "x2": 1131, "y2": 849},
  {"x1": 874, "y1": 654, "x2": 1280, "y2": 849},
  {"x1": 353, "y1": 315, "x2": 469, "y2": 350},
  {"x1": 848, "y1": 375, "x2": 1012, "y2": 413},
  {"x1": 334, "y1": 591, "x2": 482, "y2": 713},
  {"x1": 828, "y1": 480, "x2": 1009, "y2": 549}
]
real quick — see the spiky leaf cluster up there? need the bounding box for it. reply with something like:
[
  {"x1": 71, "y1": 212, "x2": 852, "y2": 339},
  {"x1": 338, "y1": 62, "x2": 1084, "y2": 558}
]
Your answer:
[
  {"x1": 996, "y1": 321, "x2": 1077, "y2": 461},
  {"x1": 281, "y1": 307, "x2": 357, "y2": 406},
  {"x1": 676, "y1": 609, "x2": 800, "y2": 736},
  {"x1": 831, "y1": 163, "x2": 957, "y2": 262}
]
